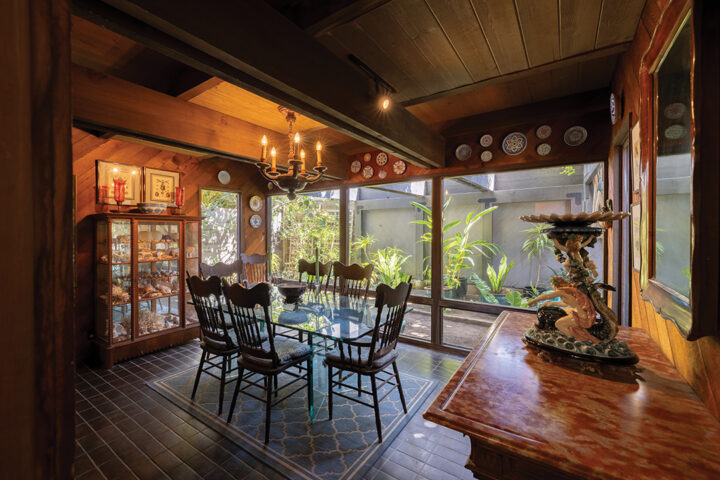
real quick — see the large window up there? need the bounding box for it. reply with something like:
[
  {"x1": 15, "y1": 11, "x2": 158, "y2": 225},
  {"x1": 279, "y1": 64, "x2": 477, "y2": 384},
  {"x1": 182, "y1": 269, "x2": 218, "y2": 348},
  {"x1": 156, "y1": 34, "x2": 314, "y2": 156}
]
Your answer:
[
  {"x1": 270, "y1": 190, "x2": 340, "y2": 279},
  {"x1": 201, "y1": 189, "x2": 240, "y2": 265},
  {"x1": 439, "y1": 163, "x2": 605, "y2": 348}
]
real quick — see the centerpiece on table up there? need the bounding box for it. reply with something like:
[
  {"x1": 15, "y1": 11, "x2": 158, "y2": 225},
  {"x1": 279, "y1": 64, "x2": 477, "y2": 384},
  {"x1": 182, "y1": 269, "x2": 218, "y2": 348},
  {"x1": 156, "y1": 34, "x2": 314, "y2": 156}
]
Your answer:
[{"x1": 520, "y1": 209, "x2": 638, "y2": 364}]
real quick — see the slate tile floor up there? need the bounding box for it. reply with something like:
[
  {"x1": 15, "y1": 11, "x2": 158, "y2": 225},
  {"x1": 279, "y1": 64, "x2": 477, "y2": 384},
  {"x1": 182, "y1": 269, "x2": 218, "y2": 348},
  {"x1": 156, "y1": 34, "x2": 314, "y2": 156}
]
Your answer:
[{"x1": 75, "y1": 341, "x2": 475, "y2": 480}]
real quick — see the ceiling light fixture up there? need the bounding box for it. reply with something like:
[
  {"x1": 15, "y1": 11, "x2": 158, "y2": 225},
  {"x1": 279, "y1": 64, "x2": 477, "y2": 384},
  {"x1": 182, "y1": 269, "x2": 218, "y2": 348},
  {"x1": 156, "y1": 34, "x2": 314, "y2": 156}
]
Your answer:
[
  {"x1": 347, "y1": 54, "x2": 397, "y2": 112},
  {"x1": 256, "y1": 107, "x2": 326, "y2": 200}
]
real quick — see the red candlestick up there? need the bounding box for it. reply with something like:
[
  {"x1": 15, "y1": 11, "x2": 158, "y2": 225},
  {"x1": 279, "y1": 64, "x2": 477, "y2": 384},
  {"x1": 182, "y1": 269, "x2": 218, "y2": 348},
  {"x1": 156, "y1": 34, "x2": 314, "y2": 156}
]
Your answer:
[
  {"x1": 175, "y1": 186, "x2": 185, "y2": 208},
  {"x1": 113, "y1": 178, "x2": 126, "y2": 209}
]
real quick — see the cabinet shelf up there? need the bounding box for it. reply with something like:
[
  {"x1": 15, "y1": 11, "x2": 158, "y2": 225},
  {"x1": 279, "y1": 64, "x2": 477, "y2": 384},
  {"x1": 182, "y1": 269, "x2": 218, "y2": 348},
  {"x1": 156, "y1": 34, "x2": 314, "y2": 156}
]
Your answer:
[
  {"x1": 138, "y1": 292, "x2": 180, "y2": 302},
  {"x1": 138, "y1": 257, "x2": 179, "y2": 263}
]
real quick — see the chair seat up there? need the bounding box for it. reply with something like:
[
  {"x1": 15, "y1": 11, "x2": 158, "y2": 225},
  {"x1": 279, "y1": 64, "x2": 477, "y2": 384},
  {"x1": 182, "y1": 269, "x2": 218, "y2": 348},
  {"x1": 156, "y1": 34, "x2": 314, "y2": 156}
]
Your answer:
[
  {"x1": 239, "y1": 338, "x2": 311, "y2": 369},
  {"x1": 325, "y1": 347, "x2": 398, "y2": 371}
]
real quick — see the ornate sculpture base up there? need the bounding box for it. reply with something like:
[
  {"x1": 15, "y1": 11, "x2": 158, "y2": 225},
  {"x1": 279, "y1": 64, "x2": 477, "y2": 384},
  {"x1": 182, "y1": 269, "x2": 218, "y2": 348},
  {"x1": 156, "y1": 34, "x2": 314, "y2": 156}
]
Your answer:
[{"x1": 523, "y1": 326, "x2": 639, "y2": 364}]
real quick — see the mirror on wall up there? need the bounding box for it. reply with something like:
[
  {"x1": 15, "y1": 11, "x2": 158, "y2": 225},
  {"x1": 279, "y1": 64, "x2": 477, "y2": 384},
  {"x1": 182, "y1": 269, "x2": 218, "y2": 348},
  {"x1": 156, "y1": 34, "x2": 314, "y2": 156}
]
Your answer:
[{"x1": 654, "y1": 17, "x2": 692, "y2": 301}]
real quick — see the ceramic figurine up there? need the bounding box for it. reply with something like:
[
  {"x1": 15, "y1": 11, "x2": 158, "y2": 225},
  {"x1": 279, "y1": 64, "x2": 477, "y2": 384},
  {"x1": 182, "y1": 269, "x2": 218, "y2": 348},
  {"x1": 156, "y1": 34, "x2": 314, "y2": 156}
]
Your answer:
[{"x1": 520, "y1": 210, "x2": 638, "y2": 363}]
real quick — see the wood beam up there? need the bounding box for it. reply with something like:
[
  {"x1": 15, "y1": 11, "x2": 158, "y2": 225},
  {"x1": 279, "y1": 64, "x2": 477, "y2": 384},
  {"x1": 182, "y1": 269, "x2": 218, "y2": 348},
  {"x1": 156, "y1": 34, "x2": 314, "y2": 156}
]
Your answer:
[
  {"x1": 75, "y1": 0, "x2": 444, "y2": 168},
  {"x1": 71, "y1": 64, "x2": 348, "y2": 179},
  {"x1": 401, "y1": 42, "x2": 630, "y2": 107},
  {"x1": 175, "y1": 76, "x2": 222, "y2": 100},
  {"x1": 305, "y1": 0, "x2": 391, "y2": 36}
]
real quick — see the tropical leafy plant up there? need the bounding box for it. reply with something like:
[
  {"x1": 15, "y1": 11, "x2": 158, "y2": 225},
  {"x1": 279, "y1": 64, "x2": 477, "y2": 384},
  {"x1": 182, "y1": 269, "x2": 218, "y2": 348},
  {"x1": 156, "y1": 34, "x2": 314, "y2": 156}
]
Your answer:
[
  {"x1": 486, "y1": 255, "x2": 515, "y2": 293},
  {"x1": 470, "y1": 273, "x2": 499, "y2": 304},
  {"x1": 372, "y1": 247, "x2": 411, "y2": 287},
  {"x1": 351, "y1": 233, "x2": 376, "y2": 264},
  {"x1": 504, "y1": 290, "x2": 530, "y2": 308},
  {"x1": 560, "y1": 165, "x2": 576, "y2": 176},
  {"x1": 521, "y1": 223, "x2": 553, "y2": 286},
  {"x1": 411, "y1": 197, "x2": 499, "y2": 289}
]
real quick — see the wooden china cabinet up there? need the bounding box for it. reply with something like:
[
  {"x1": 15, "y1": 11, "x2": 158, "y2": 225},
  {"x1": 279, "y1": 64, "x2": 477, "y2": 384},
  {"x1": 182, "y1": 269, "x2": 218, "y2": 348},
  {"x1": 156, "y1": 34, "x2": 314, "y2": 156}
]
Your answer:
[{"x1": 93, "y1": 212, "x2": 202, "y2": 367}]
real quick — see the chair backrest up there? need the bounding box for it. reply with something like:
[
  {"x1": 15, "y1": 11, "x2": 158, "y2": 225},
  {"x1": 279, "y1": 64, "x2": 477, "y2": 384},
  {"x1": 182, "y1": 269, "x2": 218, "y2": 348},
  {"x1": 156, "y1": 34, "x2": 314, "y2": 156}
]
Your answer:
[
  {"x1": 241, "y1": 253, "x2": 268, "y2": 286},
  {"x1": 367, "y1": 280, "x2": 412, "y2": 364},
  {"x1": 200, "y1": 259, "x2": 243, "y2": 284},
  {"x1": 298, "y1": 259, "x2": 332, "y2": 287},
  {"x1": 186, "y1": 275, "x2": 235, "y2": 352},
  {"x1": 222, "y1": 281, "x2": 278, "y2": 367},
  {"x1": 329, "y1": 262, "x2": 373, "y2": 300}
]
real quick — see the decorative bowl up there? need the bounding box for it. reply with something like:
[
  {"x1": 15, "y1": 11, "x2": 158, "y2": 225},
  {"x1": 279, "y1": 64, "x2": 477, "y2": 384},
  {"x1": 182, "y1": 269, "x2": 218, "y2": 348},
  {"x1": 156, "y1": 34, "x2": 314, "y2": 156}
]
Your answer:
[
  {"x1": 277, "y1": 282, "x2": 306, "y2": 304},
  {"x1": 138, "y1": 202, "x2": 167, "y2": 214}
]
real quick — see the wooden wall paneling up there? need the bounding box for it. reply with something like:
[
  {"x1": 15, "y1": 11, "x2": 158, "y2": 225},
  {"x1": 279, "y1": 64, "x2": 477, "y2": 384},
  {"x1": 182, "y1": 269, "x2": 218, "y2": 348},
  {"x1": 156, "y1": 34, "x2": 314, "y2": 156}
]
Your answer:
[
  {"x1": 71, "y1": 15, "x2": 144, "y2": 76},
  {"x1": 73, "y1": 129, "x2": 268, "y2": 361},
  {"x1": 559, "y1": 0, "x2": 603, "y2": 57},
  {"x1": 470, "y1": 0, "x2": 528, "y2": 74},
  {"x1": 423, "y1": 0, "x2": 499, "y2": 81},
  {"x1": 514, "y1": 0, "x2": 560, "y2": 67}
]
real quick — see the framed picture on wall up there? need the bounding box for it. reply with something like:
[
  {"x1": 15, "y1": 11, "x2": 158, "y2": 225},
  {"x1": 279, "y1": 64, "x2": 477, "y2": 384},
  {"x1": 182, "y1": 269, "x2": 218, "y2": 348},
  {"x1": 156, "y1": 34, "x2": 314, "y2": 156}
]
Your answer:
[
  {"x1": 631, "y1": 201, "x2": 641, "y2": 272},
  {"x1": 631, "y1": 121, "x2": 641, "y2": 193},
  {"x1": 144, "y1": 167, "x2": 180, "y2": 204},
  {"x1": 96, "y1": 160, "x2": 141, "y2": 205}
]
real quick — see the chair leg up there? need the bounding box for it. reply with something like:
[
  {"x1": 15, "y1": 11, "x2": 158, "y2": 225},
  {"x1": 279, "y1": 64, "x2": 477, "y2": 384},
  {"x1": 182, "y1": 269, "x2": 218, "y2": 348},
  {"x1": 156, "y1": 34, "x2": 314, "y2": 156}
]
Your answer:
[
  {"x1": 392, "y1": 361, "x2": 407, "y2": 414},
  {"x1": 370, "y1": 374, "x2": 382, "y2": 443},
  {"x1": 264, "y1": 374, "x2": 273, "y2": 445},
  {"x1": 191, "y1": 350, "x2": 206, "y2": 400},
  {"x1": 358, "y1": 372, "x2": 362, "y2": 397},
  {"x1": 218, "y1": 356, "x2": 227, "y2": 415},
  {"x1": 307, "y1": 356, "x2": 314, "y2": 419},
  {"x1": 327, "y1": 364, "x2": 333, "y2": 421},
  {"x1": 226, "y1": 367, "x2": 244, "y2": 423}
]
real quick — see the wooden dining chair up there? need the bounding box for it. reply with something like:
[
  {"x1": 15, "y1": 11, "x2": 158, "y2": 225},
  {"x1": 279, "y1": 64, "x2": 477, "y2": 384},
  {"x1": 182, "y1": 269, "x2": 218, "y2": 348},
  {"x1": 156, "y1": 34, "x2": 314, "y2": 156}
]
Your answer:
[
  {"x1": 222, "y1": 282, "x2": 313, "y2": 444},
  {"x1": 185, "y1": 274, "x2": 240, "y2": 415},
  {"x1": 200, "y1": 259, "x2": 244, "y2": 284},
  {"x1": 241, "y1": 253, "x2": 268, "y2": 287},
  {"x1": 324, "y1": 281, "x2": 412, "y2": 443},
  {"x1": 297, "y1": 258, "x2": 332, "y2": 288},
  {"x1": 328, "y1": 261, "x2": 374, "y2": 301}
]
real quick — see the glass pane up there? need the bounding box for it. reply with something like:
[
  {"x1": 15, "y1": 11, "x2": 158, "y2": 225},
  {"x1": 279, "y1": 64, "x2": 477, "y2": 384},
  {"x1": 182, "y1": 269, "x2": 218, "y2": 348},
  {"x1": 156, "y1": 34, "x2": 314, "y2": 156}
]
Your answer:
[
  {"x1": 201, "y1": 190, "x2": 239, "y2": 265},
  {"x1": 270, "y1": 190, "x2": 340, "y2": 279},
  {"x1": 654, "y1": 17, "x2": 692, "y2": 299},
  {"x1": 441, "y1": 163, "x2": 605, "y2": 310},
  {"x1": 138, "y1": 297, "x2": 180, "y2": 335},
  {"x1": 399, "y1": 302, "x2": 432, "y2": 342},
  {"x1": 110, "y1": 263, "x2": 132, "y2": 343},
  {"x1": 442, "y1": 308, "x2": 497, "y2": 349},
  {"x1": 185, "y1": 221, "x2": 200, "y2": 324},
  {"x1": 110, "y1": 220, "x2": 131, "y2": 264}
]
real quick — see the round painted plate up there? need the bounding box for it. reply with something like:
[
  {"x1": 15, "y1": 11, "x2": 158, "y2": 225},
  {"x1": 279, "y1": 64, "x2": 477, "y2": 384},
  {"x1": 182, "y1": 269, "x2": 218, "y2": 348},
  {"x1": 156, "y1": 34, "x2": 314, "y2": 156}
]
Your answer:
[
  {"x1": 376, "y1": 152, "x2": 388, "y2": 166},
  {"x1": 350, "y1": 159, "x2": 362, "y2": 174},
  {"x1": 363, "y1": 153, "x2": 372, "y2": 162},
  {"x1": 362, "y1": 165, "x2": 375, "y2": 179},
  {"x1": 536, "y1": 125, "x2": 552, "y2": 139},
  {"x1": 378, "y1": 170, "x2": 387, "y2": 179},
  {"x1": 664, "y1": 124, "x2": 687, "y2": 140},
  {"x1": 218, "y1": 170, "x2": 231, "y2": 185},
  {"x1": 536, "y1": 143, "x2": 551, "y2": 156},
  {"x1": 479, "y1": 134, "x2": 493, "y2": 147},
  {"x1": 393, "y1": 160, "x2": 407, "y2": 175},
  {"x1": 455, "y1": 144, "x2": 472, "y2": 161},
  {"x1": 249, "y1": 195, "x2": 263, "y2": 211},
  {"x1": 480, "y1": 150, "x2": 493, "y2": 162},
  {"x1": 664, "y1": 102, "x2": 686, "y2": 120},
  {"x1": 249, "y1": 214, "x2": 262, "y2": 229},
  {"x1": 564, "y1": 126, "x2": 588, "y2": 146},
  {"x1": 502, "y1": 132, "x2": 527, "y2": 155}
]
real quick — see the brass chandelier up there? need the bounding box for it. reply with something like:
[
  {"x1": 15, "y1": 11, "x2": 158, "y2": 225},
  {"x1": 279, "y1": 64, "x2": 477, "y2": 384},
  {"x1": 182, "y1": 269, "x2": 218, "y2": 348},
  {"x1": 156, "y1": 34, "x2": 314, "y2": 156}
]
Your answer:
[{"x1": 257, "y1": 107, "x2": 326, "y2": 200}]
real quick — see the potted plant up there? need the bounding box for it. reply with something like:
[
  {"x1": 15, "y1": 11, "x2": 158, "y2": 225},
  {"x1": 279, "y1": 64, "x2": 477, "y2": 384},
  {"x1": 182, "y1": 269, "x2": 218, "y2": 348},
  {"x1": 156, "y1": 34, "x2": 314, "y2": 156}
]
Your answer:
[
  {"x1": 485, "y1": 255, "x2": 515, "y2": 304},
  {"x1": 521, "y1": 223, "x2": 553, "y2": 289},
  {"x1": 411, "y1": 197, "x2": 498, "y2": 300}
]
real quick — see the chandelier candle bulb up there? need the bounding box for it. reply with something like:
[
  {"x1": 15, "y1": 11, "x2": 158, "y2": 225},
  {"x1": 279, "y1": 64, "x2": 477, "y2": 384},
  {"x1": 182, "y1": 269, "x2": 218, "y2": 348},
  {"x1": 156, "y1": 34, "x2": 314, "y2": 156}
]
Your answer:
[
  {"x1": 293, "y1": 132, "x2": 300, "y2": 159},
  {"x1": 300, "y1": 149, "x2": 306, "y2": 173},
  {"x1": 316, "y1": 142, "x2": 323, "y2": 167},
  {"x1": 270, "y1": 147, "x2": 277, "y2": 172}
]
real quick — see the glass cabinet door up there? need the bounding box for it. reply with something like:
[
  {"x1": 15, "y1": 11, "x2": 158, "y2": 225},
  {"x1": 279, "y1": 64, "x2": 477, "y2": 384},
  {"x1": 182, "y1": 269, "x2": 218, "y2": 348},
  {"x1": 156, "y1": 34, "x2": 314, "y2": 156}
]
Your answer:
[
  {"x1": 137, "y1": 221, "x2": 181, "y2": 335},
  {"x1": 96, "y1": 219, "x2": 133, "y2": 343},
  {"x1": 185, "y1": 221, "x2": 200, "y2": 324}
]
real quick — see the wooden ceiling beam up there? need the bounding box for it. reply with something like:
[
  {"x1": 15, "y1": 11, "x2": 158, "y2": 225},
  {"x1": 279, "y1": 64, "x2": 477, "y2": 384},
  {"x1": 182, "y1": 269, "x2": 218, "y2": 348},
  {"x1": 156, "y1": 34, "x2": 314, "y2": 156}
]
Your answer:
[
  {"x1": 74, "y1": 0, "x2": 444, "y2": 169},
  {"x1": 304, "y1": 0, "x2": 391, "y2": 37},
  {"x1": 71, "y1": 64, "x2": 348, "y2": 179},
  {"x1": 401, "y1": 42, "x2": 630, "y2": 107}
]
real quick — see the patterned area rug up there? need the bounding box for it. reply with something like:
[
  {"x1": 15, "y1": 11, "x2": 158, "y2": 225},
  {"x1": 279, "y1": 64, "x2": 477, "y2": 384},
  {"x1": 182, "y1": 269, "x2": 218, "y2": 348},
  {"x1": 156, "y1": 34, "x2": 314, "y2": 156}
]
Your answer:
[{"x1": 149, "y1": 363, "x2": 435, "y2": 480}]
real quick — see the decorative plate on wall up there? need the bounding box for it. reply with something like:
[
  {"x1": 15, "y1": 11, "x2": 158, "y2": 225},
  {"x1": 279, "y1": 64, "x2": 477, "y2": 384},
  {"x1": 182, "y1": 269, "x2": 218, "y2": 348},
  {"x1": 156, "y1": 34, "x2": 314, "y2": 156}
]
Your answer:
[
  {"x1": 350, "y1": 159, "x2": 362, "y2": 174},
  {"x1": 249, "y1": 214, "x2": 262, "y2": 229},
  {"x1": 480, "y1": 150, "x2": 493, "y2": 162},
  {"x1": 218, "y1": 170, "x2": 231, "y2": 185},
  {"x1": 363, "y1": 153, "x2": 371, "y2": 162},
  {"x1": 536, "y1": 143, "x2": 551, "y2": 156},
  {"x1": 455, "y1": 144, "x2": 472, "y2": 161},
  {"x1": 610, "y1": 93, "x2": 617, "y2": 125},
  {"x1": 563, "y1": 126, "x2": 588, "y2": 146},
  {"x1": 362, "y1": 165, "x2": 375, "y2": 179},
  {"x1": 378, "y1": 170, "x2": 387, "y2": 179},
  {"x1": 536, "y1": 125, "x2": 552, "y2": 139},
  {"x1": 502, "y1": 132, "x2": 527, "y2": 155},
  {"x1": 664, "y1": 124, "x2": 687, "y2": 139},
  {"x1": 249, "y1": 195, "x2": 263, "y2": 211},
  {"x1": 393, "y1": 160, "x2": 407, "y2": 175},
  {"x1": 376, "y1": 152, "x2": 388, "y2": 166},
  {"x1": 664, "y1": 102, "x2": 686, "y2": 119},
  {"x1": 479, "y1": 134, "x2": 493, "y2": 147}
]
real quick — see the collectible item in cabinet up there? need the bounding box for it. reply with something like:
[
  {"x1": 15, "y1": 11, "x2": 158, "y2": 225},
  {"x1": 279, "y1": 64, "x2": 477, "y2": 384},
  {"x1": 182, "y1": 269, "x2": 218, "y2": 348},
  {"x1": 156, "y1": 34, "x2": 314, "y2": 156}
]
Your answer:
[
  {"x1": 94, "y1": 213, "x2": 202, "y2": 367},
  {"x1": 96, "y1": 160, "x2": 141, "y2": 206},
  {"x1": 144, "y1": 167, "x2": 180, "y2": 203}
]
